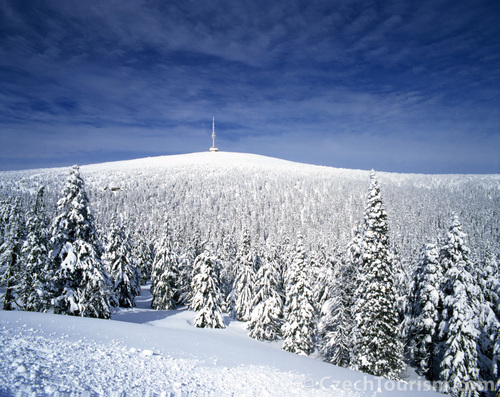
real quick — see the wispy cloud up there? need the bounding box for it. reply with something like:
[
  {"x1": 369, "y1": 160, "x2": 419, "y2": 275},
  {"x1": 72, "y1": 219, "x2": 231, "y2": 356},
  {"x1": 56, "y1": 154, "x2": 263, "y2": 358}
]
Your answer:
[{"x1": 0, "y1": 0, "x2": 499, "y2": 172}]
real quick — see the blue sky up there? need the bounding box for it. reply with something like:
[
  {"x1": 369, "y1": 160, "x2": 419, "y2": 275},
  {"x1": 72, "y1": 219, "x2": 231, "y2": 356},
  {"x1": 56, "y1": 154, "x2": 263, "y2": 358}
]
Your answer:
[{"x1": 1, "y1": 0, "x2": 499, "y2": 173}]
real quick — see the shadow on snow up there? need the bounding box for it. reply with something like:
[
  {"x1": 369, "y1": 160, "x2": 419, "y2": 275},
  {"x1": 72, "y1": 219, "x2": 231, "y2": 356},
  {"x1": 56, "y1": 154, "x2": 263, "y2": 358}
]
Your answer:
[{"x1": 111, "y1": 283, "x2": 177, "y2": 325}]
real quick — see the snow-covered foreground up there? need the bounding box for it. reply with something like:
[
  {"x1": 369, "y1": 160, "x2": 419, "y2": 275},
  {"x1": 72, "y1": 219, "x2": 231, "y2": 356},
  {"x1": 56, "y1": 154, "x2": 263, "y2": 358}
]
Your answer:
[{"x1": 1, "y1": 287, "x2": 442, "y2": 396}]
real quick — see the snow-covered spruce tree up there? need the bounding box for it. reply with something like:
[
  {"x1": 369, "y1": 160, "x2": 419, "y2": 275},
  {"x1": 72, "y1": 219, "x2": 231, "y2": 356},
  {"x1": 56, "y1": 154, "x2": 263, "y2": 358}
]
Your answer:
[
  {"x1": 262, "y1": 238, "x2": 286, "y2": 299},
  {"x1": 190, "y1": 248, "x2": 225, "y2": 328},
  {"x1": 103, "y1": 223, "x2": 141, "y2": 308},
  {"x1": 175, "y1": 250, "x2": 195, "y2": 305},
  {"x1": 275, "y1": 233, "x2": 292, "y2": 291},
  {"x1": 311, "y1": 246, "x2": 335, "y2": 315},
  {"x1": 317, "y1": 297, "x2": 340, "y2": 362},
  {"x1": 475, "y1": 253, "x2": 500, "y2": 385},
  {"x1": 410, "y1": 243, "x2": 442, "y2": 380},
  {"x1": 0, "y1": 201, "x2": 9, "y2": 243},
  {"x1": 182, "y1": 230, "x2": 207, "y2": 307},
  {"x1": 0, "y1": 200, "x2": 23, "y2": 311},
  {"x1": 0, "y1": 200, "x2": 18, "y2": 247},
  {"x1": 318, "y1": 229, "x2": 360, "y2": 367},
  {"x1": 493, "y1": 275, "x2": 500, "y2": 396},
  {"x1": 133, "y1": 230, "x2": 155, "y2": 284},
  {"x1": 437, "y1": 215, "x2": 482, "y2": 396},
  {"x1": 218, "y1": 232, "x2": 237, "y2": 311},
  {"x1": 49, "y1": 165, "x2": 112, "y2": 319},
  {"x1": 491, "y1": 259, "x2": 500, "y2": 395},
  {"x1": 150, "y1": 235, "x2": 177, "y2": 310},
  {"x1": 353, "y1": 171, "x2": 405, "y2": 380},
  {"x1": 494, "y1": 336, "x2": 500, "y2": 397},
  {"x1": 392, "y1": 250, "x2": 413, "y2": 348},
  {"x1": 282, "y1": 236, "x2": 316, "y2": 356},
  {"x1": 19, "y1": 186, "x2": 51, "y2": 312},
  {"x1": 248, "y1": 252, "x2": 283, "y2": 341},
  {"x1": 232, "y1": 230, "x2": 256, "y2": 321},
  {"x1": 316, "y1": 255, "x2": 339, "y2": 364},
  {"x1": 219, "y1": 259, "x2": 236, "y2": 314}
]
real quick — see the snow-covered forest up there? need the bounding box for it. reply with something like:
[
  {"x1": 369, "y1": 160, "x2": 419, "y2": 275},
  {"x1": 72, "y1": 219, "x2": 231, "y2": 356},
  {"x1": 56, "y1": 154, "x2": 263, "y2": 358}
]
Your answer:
[
  {"x1": 2, "y1": 152, "x2": 498, "y2": 259},
  {"x1": 1, "y1": 151, "x2": 499, "y2": 396}
]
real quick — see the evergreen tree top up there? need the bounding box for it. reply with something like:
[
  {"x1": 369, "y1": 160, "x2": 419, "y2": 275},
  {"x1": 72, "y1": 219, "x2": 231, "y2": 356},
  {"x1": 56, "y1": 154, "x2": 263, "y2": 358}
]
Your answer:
[
  {"x1": 1, "y1": 200, "x2": 23, "y2": 243},
  {"x1": 363, "y1": 172, "x2": 389, "y2": 247},
  {"x1": 50, "y1": 165, "x2": 101, "y2": 258},
  {"x1": 441, "y1": 214, "x2": 470, "y2": 269},
  {"x1": 56, "y1": 166, "x2": 90, "y2": 216},
  {"x1": 33, "y1": 185, "x2": 45, "y2": 216}
]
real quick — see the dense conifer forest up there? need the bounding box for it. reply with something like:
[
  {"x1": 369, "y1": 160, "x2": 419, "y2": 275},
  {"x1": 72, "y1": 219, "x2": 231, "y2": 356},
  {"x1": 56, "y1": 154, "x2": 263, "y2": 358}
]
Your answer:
[{"x1": 1, "y1": 152, "x2": 499, "y2": 395}]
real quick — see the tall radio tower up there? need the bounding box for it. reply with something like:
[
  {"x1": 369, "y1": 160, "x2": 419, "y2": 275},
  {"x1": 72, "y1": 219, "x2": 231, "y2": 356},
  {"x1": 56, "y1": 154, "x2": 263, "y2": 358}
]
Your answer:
[{"x1": 209, "y1": 116, "x2": 218, "y2": 152}]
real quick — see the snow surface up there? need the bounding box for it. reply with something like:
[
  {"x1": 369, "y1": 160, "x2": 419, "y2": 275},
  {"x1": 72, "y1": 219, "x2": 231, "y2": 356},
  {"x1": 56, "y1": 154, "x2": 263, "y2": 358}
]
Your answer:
[
  {"x1": 1, "y1": 286, "x2": 443, "y2": 396},
  {"x1": 83, "y1": 151, "x2": 315, "y2": 171}
]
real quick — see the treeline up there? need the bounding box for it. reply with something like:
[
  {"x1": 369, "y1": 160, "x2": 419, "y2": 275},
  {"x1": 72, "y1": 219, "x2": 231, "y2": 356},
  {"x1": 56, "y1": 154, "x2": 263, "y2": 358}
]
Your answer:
[{"x1": 0, "y1": 164, "x2": 499, "y2": 396}]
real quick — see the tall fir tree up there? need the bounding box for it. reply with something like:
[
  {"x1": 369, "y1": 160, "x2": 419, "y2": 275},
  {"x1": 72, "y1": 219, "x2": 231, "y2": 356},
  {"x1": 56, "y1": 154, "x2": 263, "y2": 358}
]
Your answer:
[
  {"x1": 282, "y1": 236, "x2": 316, "y2": 356},
  {"x1": 437, "y1": 215, "x2": 482, "y2": 396},
  {"x1": 218, "y1": 232, "x2": 238, "y2": 312},
  {"x1": 0, "y1": 200, "x2": 17, "y2": 248},
  {"x1": 318, "y1": 292, "x2": 348, "y2": 365},
  {"x1": 0, "y1": 200, "x2": 23, "y2": 311},
  {"x1": 232, "y1": 230, "x2": 256, "y2": 321},
  {"x1": 353, "y1": 170, "x2": 405, "y2": 380},
  {"x1": 184, "y1": 231, "x2": 208, "y2": 307},
  {"x1": 316, "y1": 252, "x2": 339, "y2": 364},
  {"x1": 103, "y1": 223, "x2": 141, "y2": 308},
  {"x1": 133, "y1": 230, "x2": 155, "y2": 284},
  {"x1": 311, "y1": 246, "x2": 336, "y2": 315},
  {"x1": 411, "y1": 243, "x2": 442, "y2": 380},
  {"x1": 190, "y1": 248, "x2": 225, "y2": 328},
  {"x1": 392, "y1": 251, "x2": 413, "y2": 347},
  {"x1": 19, "y1": 186, "x2": 51, "y2": 312},
  {"x1": 276, "y1": 233, "x2": 292, "y2": 292},
  {"x1": 493, "y1": 273, "x2": 500, "y2": 396},
  {"x1": 176, "y1": 250, "x2": 195, "y2": 305},
  {"x1": 310, "y1": 250, "x2": 324, "y2": 311},
  {"x1": 150, "y1": 235, "x2": 177, "y2": 310},
  {"x1": 49, "y1": 165, "x2": 112, "y2": 319},
  {"x1": 475, "y1": 253, "x2": 500, "y2": 384},
  {"x1": 247, "y1": 252, "x2": 283, "y2": 341},
  {"x1": 318, "y1": 229, "x2": 360, "y2": 367}
]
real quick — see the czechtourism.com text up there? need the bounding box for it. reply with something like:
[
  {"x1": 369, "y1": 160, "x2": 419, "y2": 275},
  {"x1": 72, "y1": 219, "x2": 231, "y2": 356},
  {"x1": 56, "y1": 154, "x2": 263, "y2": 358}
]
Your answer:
[{"x1": 304, "y1": 376, "x2": 496, "y2": 393}]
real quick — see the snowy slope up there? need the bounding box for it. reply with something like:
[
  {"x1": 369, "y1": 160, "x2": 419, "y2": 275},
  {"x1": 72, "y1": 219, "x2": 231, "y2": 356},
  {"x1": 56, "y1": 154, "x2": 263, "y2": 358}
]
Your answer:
[{"x1": 0, "y1": 286, "x2": 443, "y2": 397}]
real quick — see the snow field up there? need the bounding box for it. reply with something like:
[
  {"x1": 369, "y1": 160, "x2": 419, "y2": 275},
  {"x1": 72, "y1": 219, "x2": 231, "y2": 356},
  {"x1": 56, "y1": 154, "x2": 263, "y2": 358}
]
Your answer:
[
  {"x1": 0, "y1": 311, "x2": 354, "y2": 397},
  {"x1": 0, "y1": 306, "x2": 443, "y2": 397}
]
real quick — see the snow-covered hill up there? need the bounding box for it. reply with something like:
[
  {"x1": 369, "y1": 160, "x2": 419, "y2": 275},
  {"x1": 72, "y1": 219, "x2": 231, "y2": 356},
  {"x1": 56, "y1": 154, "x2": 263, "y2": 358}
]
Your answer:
[
  {"x1": 0, "y1": 285, "x2": 443, "y2": 396},
  {"x1": 1, "y1": 151, "x2": 498, "y2": 260}
]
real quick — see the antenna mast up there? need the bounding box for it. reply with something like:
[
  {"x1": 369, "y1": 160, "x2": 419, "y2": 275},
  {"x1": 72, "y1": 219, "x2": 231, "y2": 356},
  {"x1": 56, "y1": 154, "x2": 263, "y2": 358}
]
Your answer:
[
  {"x1": 212, "y1": 117, "x2": 215, "y2": 147},
  {"x1": 209, "y1": 116, "x2": 218, "y2": 152}
]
